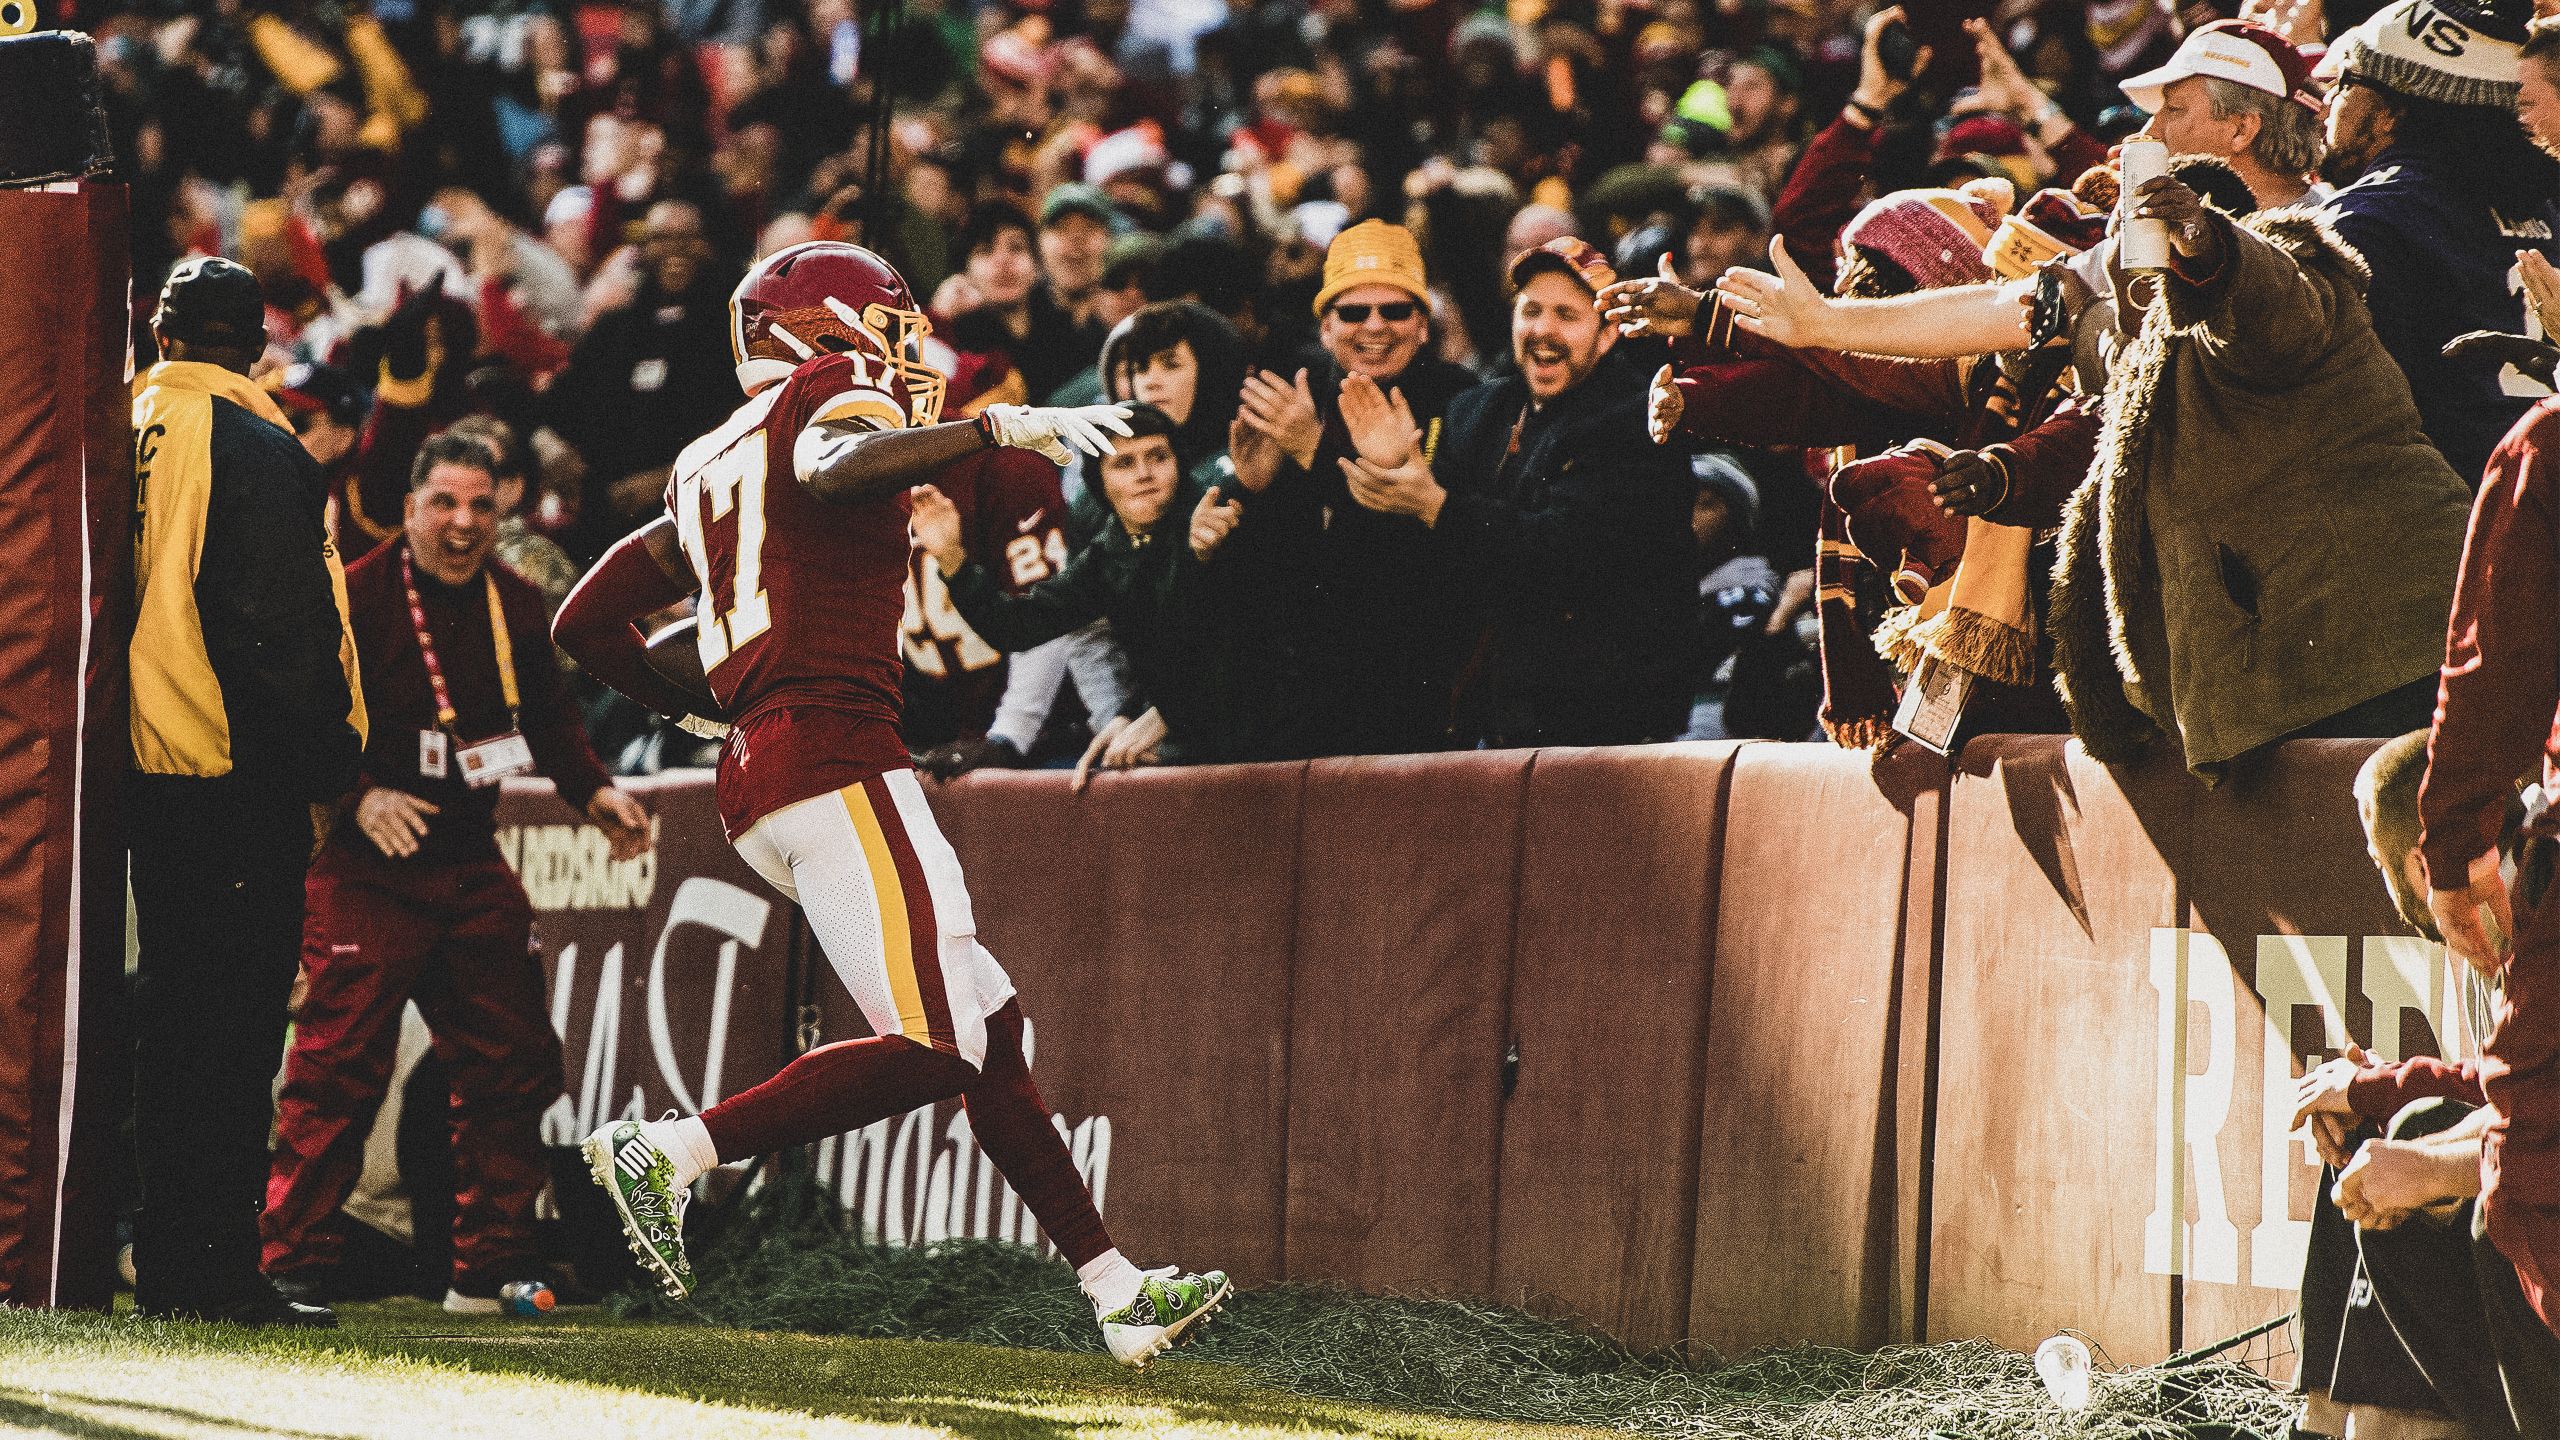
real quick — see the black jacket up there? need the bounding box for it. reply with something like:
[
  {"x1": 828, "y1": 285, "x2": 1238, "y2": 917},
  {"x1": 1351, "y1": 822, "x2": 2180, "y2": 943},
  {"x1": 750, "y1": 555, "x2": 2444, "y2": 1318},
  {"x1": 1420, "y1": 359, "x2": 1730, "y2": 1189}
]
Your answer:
[
  {"x1": 1433, "y1": 354, "x2": 1696, "y2": 748},
  {"x1": 548, "y1": 275, "x2": 739, "y2": 561},
  {"x1": 945, "y1": 476, "x2": 1264, "y2": 762},
  {"x1": 196, "y1": 398, "x2": 364, "y2": 799},
  {"x1": 1226, "y1": 353, "x2": 1482, "y2": 755},
  {"x1": 2321, "y1": 145, "x2": 2560, "y2": 488},
  {"x1": 950, "y1": 286, "x2": 1105, "y2": 406}
]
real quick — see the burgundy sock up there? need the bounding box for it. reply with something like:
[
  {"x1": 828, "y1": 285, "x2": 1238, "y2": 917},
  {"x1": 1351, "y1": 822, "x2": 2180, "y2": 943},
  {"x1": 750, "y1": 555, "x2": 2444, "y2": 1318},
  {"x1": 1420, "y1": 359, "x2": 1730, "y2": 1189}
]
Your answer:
[
  {"x1": 699, "y1": 1034, "x2": 975, "y2": 1161},
  {"x1": 966, "y1": 1001, "x2": 1114, "y2": 1268}
]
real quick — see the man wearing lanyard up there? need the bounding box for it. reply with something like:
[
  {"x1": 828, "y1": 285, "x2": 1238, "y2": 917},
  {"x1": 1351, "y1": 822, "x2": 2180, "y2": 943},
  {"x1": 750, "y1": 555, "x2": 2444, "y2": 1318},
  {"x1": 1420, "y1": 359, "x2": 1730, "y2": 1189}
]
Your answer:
[{"x1": 262, "y1": 431, "x2": 650, "y2": 1312}]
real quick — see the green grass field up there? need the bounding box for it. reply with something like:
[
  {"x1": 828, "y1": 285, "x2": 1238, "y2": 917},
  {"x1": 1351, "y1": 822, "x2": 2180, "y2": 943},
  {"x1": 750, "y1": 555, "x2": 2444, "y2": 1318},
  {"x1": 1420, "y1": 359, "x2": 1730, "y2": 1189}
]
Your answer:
[
  {"x1": 0, "y1": 1192, "x2": 2299, "y2": 1440},
  {"x1": 0, "y1": 1302, "x2": 1618, "y2": 1440},
  {"x1": 0, "y1": 1291, "x2": 2302, "y2": 1440}
]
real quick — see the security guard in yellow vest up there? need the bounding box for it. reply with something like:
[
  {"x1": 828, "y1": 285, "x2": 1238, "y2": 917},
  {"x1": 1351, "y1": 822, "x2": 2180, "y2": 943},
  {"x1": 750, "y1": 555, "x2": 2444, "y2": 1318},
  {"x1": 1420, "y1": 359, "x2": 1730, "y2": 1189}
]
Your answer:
[{"x1": 129, "y1": 257, "x2": 365, "y2": 1327}]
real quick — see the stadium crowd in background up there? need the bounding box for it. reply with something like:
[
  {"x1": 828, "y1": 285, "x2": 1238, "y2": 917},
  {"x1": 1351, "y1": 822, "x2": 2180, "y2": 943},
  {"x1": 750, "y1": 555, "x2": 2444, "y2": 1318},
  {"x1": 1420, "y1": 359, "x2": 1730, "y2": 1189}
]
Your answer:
[
  {"x1": 73, "y1": 0, "x2": 2560, "y2": 776},
  {"x1": 72, "y1": 0, "x2": 2560, "y2": 1417}
]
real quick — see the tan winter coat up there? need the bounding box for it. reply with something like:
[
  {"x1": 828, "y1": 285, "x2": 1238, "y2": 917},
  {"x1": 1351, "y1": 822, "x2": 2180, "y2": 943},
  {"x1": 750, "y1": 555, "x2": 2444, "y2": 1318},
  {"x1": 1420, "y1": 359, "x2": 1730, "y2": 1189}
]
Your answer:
[{"x1": 2051, "y1": 207, "x2": 2470, "y2": 780}]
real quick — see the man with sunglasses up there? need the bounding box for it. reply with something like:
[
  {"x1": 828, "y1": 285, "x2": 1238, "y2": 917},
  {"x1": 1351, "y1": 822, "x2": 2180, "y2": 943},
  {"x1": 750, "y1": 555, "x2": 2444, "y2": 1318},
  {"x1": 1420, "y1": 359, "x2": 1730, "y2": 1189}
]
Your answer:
[
  {"x1": 1230, "y1": 220, "x2": 1480, "y2": 755},
  {"x1": 1335, "y1": 237, "x2": 1695, "y2": 750}
]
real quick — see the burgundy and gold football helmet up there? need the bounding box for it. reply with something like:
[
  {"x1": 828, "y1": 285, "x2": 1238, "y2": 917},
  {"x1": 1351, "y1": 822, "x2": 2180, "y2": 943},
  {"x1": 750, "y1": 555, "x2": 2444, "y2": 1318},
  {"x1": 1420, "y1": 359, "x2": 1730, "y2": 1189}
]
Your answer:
[{"x1": 728, "y1": 241, "x2": 946, "y2": 424}]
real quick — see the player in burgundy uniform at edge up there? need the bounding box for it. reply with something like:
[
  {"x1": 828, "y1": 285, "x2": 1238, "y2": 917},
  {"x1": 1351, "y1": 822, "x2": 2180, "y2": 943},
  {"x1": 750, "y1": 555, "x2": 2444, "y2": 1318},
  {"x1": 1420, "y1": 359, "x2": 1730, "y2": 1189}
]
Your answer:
[{"x1": 552, "y1": 241, "x2": 1228, "y2": 1367}]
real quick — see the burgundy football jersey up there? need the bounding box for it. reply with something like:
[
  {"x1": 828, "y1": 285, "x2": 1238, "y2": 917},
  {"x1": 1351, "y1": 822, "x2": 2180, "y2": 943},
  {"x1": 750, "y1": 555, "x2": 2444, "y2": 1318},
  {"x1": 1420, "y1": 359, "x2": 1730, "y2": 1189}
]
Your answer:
[
  {"x1": 899, "y1": 445, "x2": 1068, "y2": 748},
  {"x1": 666, "y1": 352, "x2": 919, "y2": 834}
]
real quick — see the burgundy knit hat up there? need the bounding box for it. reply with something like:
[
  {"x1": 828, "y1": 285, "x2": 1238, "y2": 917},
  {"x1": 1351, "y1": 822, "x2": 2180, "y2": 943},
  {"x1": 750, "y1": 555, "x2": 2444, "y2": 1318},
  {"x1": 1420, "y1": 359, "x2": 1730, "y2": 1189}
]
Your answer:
[
  {"x1": 1839, "y1": 187, "x2": 2004, "y2": 291},
  {"x1": 1932, "y1": 114, "x2": 2029, "y2": 167},
  {"x1": 2020, "y1": 188, "x2": 2107, "y2": 251}
]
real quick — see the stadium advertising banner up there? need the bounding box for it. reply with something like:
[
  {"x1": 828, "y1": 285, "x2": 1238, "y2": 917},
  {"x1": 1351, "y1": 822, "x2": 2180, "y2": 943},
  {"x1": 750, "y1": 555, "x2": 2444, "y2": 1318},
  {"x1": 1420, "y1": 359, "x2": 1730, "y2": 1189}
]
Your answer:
[
  {"x1": 499, "y1": 773, "x2": 1116, "y2": 1262},
  {"x1": 502, "y1": 774, "x2": 794, "y2": 1154},
  {"x1": 1929, "y1": 739, "x2": 2464, "y2": 1367},
  {"x1": 496, "y1": 737, "x2": 2433, "y2": 1365}
]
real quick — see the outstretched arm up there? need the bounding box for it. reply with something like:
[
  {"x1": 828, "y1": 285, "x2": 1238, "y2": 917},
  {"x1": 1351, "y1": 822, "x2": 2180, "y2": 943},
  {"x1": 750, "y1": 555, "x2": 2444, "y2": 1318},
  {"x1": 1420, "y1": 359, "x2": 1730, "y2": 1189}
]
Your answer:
[
  {"x1": 2421, "y1": 410, "x2": 2560, "y2": 977},
  {"x1": 794, "y1": 418, "x2": 998, "y2": 507},
  {"x1": 1716, "y1": 236, "x2": 2035, "y2": 359},
  {"x1": 1772, "y1": 7, "x2": 1925, "y2": 293},
  {"x1": 911, "y1": 483, "x2": 1114, "y2": 652},
  {"x1": 793, "y1": 403, "x2": 1135, "y2": 507}
]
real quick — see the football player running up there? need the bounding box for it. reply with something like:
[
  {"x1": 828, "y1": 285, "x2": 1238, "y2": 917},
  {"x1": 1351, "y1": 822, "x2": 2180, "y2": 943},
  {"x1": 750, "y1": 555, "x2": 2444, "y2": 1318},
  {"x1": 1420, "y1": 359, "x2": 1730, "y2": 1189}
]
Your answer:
[{"x1": 552, "y1": 242, "x2": 1226, "y2": 1367}]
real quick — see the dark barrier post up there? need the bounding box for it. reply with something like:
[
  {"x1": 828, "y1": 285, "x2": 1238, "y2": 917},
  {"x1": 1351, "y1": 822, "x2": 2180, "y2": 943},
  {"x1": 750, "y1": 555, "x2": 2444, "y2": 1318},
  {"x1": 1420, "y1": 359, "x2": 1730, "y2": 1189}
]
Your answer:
[{"x1": 0, "y1": 28, "x2": 129, "y2": 1309}]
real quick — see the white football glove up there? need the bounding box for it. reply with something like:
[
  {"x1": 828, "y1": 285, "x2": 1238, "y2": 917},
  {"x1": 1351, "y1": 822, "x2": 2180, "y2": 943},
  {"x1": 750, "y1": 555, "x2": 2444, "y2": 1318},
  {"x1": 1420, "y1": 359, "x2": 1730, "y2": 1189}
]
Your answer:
[
  {"x1": 676, "y1": 714, "x2": 732, "y2": 740},
  {"x1": 980, "y1": 403, "x2": 1134, "y2": 465}
]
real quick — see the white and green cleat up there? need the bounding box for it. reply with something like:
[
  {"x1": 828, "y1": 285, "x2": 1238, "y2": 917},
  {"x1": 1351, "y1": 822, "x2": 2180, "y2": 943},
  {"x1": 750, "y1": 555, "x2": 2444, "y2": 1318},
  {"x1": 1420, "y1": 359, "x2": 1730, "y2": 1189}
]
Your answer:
[
  {"x1": 1100, "y1": 1267, "x2": 1231, "y2": 1369},
  {"x1": 581, "y1": 1119, "x2": 694, "y2": 1298}
]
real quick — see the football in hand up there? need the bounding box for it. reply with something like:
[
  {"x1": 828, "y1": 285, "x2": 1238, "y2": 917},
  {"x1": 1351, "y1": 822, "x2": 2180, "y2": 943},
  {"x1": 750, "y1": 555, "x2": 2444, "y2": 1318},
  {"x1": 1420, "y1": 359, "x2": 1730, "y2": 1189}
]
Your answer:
[{"x1": 644, "y1": 616, "x2": 726, "y2": 720}]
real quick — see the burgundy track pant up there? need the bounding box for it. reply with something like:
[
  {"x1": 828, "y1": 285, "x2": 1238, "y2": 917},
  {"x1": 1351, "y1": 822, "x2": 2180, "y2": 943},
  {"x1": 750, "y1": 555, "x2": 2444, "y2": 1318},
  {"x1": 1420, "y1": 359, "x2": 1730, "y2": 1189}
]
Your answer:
[{"x1": 262, "y1": 843, "x2": 563, "y2": 1286}]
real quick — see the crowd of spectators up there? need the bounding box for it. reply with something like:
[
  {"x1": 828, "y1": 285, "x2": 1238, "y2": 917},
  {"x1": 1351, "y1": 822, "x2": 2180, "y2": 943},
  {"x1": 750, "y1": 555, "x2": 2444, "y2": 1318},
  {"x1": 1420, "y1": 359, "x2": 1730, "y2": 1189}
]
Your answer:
[
  {"x1": 70, "y1": 0, "x2": 2560, "y2": 1408},
  {"x1": 58, "y1": 0, "x2": 2560, "y2": 776},
  {"x1": 45, "y1": 0, "x2": 2121, "y2": 771}
]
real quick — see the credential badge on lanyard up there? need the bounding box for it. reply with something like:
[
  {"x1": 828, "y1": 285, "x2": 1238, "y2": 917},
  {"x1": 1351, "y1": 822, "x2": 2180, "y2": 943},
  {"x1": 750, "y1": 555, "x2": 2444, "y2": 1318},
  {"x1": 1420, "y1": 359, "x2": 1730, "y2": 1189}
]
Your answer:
[{"x1": 402, "y1": 546, "x2": 535, "y2": 788}]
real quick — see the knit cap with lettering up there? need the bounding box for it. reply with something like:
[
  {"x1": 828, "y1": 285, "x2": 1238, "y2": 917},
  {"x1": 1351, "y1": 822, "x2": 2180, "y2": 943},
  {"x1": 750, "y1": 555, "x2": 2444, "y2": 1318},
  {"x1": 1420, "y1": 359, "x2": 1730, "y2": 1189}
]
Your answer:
[{"x1": 2325, "y1": 0, "x2": 2531, "y2": 108}]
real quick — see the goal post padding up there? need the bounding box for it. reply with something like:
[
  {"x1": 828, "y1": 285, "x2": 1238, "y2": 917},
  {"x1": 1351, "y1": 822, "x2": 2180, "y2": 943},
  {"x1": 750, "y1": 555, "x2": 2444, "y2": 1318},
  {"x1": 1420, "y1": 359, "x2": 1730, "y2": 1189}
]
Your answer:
[{"x1": 0, "y1": 176, "x2": 131, "y2": 1310}]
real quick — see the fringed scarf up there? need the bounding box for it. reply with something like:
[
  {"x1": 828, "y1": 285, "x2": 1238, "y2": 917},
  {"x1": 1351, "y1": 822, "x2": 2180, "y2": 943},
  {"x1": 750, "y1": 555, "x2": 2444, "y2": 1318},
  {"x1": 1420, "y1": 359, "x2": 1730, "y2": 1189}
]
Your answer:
[{"x1": 1816, "y1": 476, "x2": 1902, "y2": 751}]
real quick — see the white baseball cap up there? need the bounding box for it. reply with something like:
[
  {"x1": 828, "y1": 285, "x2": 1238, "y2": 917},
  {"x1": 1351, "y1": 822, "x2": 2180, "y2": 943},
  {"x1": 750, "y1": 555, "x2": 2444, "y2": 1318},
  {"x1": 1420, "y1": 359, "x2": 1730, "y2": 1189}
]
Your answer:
[{"x1": 2120, "y1": 20, "x2": 2319, "y2": 113}]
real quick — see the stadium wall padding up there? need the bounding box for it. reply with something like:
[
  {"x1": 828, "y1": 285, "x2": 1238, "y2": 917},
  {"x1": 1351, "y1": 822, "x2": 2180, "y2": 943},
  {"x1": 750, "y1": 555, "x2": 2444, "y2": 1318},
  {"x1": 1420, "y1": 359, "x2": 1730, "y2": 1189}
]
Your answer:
[
  {"x1": 937, "y1": 764, "x2": 1301, "y2": 1283},
  {"x1": 1282, "y1": 752, "x2": 1530, "y2": 1297},
  {"x1": 1690, "y1": 743, "x2": 1921, "y2": 1355},
  {"x1": 2177, "y1": 742, "x2": 2434, "y2": 1357},
  {"x1": 495, "y1": 733, "x2": 2463, "y2": 1362},
  {"x1": 1927, "y1": 737, "x2": 2185, "y2": 1358},
  {"x1": 1494, "y1": 744, "x2": 1728, "y2": 1350},
  {"x1": 0, "y1": 182, "x2": 128, "y2": 1310}
]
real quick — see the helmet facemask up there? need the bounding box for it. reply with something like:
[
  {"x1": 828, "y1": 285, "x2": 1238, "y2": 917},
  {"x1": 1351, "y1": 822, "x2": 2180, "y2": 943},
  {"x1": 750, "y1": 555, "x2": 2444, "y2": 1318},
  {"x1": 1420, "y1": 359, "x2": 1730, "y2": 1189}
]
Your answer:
[{"x1": 734, "y1": 297, "x2": 945, "y2": 426}]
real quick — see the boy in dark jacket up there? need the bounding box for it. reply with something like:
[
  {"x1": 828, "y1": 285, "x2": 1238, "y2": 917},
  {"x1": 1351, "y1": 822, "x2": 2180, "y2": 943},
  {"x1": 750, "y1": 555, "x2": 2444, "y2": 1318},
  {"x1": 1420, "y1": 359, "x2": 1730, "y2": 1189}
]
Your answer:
[{"x1": 911, "y1": 405, "x2": 1255, "y2": 781}]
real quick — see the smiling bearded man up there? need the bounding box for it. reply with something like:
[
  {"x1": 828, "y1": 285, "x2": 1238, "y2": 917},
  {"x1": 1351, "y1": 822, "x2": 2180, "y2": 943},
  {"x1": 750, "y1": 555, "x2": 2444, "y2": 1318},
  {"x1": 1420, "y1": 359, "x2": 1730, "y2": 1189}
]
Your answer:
[{"x1": 1328, "y1": 236, "x2": 1698, "y2": 749}]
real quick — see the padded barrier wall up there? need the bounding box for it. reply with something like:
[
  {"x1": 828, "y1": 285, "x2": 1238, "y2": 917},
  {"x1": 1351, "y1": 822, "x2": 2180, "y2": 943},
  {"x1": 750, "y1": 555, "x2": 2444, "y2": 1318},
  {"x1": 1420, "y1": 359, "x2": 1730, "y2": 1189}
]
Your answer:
[
  {"x1": 0, "y1": 183, "x2": 128, "y2": 1309},
  {"x1": 498, "y1": 734, "x2": 2453, "y2": 1360}
]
